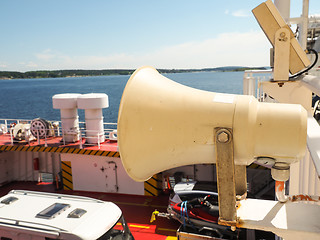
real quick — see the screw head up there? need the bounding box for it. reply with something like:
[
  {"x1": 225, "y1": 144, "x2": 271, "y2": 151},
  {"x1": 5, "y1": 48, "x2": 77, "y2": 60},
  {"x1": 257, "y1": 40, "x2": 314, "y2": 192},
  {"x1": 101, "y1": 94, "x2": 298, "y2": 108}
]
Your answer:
[
  {"x1": 217, "y1": 131, "x2": 229, "y2": 143},
  {"x1": 280, "y1": 32, "x2": 286, "y2": 38}
]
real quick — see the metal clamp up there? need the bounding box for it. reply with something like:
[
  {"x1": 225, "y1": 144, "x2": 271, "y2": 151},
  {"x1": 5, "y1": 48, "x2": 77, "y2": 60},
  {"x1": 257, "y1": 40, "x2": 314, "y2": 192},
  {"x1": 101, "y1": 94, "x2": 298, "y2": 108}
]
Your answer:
[{"x1": 214, "y1": 128, "x2": 247, "y2": 229}]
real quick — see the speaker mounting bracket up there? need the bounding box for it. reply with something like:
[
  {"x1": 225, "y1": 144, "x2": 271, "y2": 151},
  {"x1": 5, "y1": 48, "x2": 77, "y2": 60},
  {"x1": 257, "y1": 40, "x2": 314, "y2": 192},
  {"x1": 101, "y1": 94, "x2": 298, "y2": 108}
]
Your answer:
[{"x1": 214, "y1": 128, "x2": 247, "y2": 229}]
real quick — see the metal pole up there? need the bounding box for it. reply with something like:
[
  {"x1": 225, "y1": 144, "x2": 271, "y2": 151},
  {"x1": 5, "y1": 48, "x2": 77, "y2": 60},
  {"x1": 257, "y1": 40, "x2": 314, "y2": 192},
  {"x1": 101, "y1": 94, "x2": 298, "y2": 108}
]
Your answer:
[
  {"x1": 10, "y1": 128, "x2": 13, "y2": 146},
  {"x1": 79, "y1": 129, "x2": 83, "y2": 149},
  {"x1": 274, "y1": 0, "x2": 291, "y2": 22},
  {"x1": 62, "y1": 131, "x2": 65, "y2": 146},
  {"x1": 37, "y1": 129, "x2": 40, "y2": 145},
  {"x1": 97, "y1": 132, "x2": 100, "y2": 149},
  {"x1": 44, "y1": 131, "x2": 48, "y2": 147},
  {"x1": 300, "y1": 0, "x2": 309, "y2": 50}
]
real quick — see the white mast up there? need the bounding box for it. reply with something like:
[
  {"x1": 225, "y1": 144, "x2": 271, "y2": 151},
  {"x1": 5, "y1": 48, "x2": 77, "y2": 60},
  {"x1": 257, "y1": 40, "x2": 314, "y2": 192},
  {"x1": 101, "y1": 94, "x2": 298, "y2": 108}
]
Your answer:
[
  {"x1": 274, "y1": 0, "x2": 291, "y2": 22},
  {"x1": 274, "y1": 0, "x2": 309, "y2": 49},
  {"x1": 300, "y1": 0, "x2": 310, "y2": 49}
]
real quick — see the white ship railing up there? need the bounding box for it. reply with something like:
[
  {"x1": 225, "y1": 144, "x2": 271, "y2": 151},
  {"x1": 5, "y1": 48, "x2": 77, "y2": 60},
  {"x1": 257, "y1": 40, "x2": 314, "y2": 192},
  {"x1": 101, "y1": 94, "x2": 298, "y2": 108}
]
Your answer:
[
  {"x1": 243, "y1": 69, "x2": 272, "y2": 98},
  {"x1": 0, "y1": 118, "x2": 118, "y2": 149}
]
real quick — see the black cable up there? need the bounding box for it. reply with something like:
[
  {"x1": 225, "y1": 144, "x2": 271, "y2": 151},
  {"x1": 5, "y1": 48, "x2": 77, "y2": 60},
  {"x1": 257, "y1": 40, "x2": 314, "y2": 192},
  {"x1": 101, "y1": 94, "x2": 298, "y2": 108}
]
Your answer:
[{"x1": 289, "y1": 48, "x2": 318, "y2": 79}]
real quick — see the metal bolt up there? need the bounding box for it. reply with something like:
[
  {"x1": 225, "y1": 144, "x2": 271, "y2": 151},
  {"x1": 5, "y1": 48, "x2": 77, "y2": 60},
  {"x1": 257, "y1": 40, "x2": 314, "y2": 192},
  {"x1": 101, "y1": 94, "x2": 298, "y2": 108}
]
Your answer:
[
  {"x1": 279, "y1": 32, "x2": 288, "y2": 42},
  {"x1": 280, "y1": 32, "x2": 286, "y2": 38},
  {"x1": 217, "y1": 131, "x2": 229, "y2": 143}
]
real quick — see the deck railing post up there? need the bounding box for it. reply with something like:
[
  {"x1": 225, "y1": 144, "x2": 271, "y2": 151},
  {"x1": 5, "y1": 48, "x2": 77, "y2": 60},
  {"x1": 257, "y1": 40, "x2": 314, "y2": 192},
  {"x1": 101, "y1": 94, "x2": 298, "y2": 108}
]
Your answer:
[
  {"x1": 79, "y1": 129, "x2": 83, "y2": 149},
  {"x1": 44, "y1": 130, "x2": 48, "y2": 147},
  {"x1": 97, "y1": 131, "x2": 101, "y2": 149},
  {"x1": 10, "y1": 128, "x2": 13, "y2": 146},
  {"x1": 62, "y1": 130, "x2": 65, "y2": 146},
  {"x1": 37, "y1": 129, "x2": 40, "y2": 145}
]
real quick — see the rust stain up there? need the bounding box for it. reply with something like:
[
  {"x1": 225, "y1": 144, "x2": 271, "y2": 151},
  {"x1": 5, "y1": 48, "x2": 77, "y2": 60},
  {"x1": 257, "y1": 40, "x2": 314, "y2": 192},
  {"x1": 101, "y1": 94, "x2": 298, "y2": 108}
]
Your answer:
[
  {"x1": 236, "y1": 218, "x2": 244, "y2": 228},
  {"x1": 289, "y1": 194, "x2": 320, "y2": 202},
  {"x1": 275, "y1": 181, "x2": 285, "y2": 192}
]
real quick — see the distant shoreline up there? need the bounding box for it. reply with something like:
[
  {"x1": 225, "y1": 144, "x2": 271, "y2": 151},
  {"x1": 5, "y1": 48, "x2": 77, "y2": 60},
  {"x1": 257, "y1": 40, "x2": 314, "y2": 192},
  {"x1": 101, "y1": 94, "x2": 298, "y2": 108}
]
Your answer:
[{"x1": 0, "y1": 66, "x2": 268, "y2": 79}]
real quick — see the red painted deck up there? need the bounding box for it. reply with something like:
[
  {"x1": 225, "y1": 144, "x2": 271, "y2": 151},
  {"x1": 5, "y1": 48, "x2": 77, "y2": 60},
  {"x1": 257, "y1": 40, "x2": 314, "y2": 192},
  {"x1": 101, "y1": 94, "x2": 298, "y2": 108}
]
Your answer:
[
  {"x1": 0, "y1": 181, "x2": 180, "y2": 240},
  {"x1": 0, "y1": 133, "x2": 118, "y2": 152}
]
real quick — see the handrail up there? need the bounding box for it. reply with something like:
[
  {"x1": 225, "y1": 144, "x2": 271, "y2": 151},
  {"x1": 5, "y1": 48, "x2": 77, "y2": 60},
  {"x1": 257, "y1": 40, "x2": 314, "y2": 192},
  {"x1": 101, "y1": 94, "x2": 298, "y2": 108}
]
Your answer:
[
  {"x1": 0, "y1": 216, "x2": 63, "y2": 233},
  {"x1": 0, "y1": 118, "x2": 118, "y2": 149},
  {"x1": 243, "y1": 69, "x2": 272, "y2": 75},
  {"x1": 243, "y1": 70, "x2": 272, "y2": 98}
]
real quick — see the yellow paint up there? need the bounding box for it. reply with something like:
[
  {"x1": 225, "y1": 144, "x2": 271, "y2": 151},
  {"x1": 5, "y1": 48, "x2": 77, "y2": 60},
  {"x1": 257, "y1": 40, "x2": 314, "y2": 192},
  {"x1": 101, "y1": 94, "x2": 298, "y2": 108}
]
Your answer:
[
  {"x1": 44, "y1": 147, "x2": 51, "y2": 152},
  {"x1": 79, "y1": 149, "x2": 86, "y2": 154},
  {"x1": 165, "y1": 236, "x2": 177, "y2": 240},
  {"x1": 91, "y1": 150, "x2": 98, "y2": 155},
  {"x1": 75, "y1": 149, "x2": 82, "y2": 154},
  {"x1": 107, "y1": 151, "x2": 114, "y2": 157},
  {"x1": 56, "y1": 148, "x2": 63, "y2": 153},
  {"x1": 16, "y1": 146, "x2": 23, "y2": 151},
  {"x1": 113, "y1": 200, "x2": 165, "y2": 209},
  {"x1": 158, "y1": 228, "x2": 177, "y2": 233},
  {"x1": 0, "y1": 144, "x2": 119, "y2": 157},
  {"x1": 51, "y1": 147, "x2": 58, "y2": 152},
  {"x1": 144, "y1": 173, "x2": 162, "y2": 196},
  {"x1": 150, "y1": 210, "x2": 159, "y2": 223},
  {"x1": 11, "y1": 146, "x2": 18, "y2": 151},
  {"x1": 129, "y1": 224, "x2": 150, "y2": 229},
  {"x1": 61, "y1": 161, "x2": 73, "y2": 190},
  {"x1": 62, "y1": 148, "x2": 69, "y2": 153}
]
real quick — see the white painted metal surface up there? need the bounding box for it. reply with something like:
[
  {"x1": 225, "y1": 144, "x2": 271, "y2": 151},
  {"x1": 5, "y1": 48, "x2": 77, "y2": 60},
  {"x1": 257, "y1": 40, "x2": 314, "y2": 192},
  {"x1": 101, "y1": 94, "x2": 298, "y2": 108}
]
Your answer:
[
  {"x1": 301, "y1": 75, "x2": 320, "y2": 97},
  {"x1": 0, "y1": 190, "x2": 122, "y2": 240},
  {"x1": 77, "y1": 93, "x2": 109, "y2": 144},
  {"x1": 237, "y1": 198, "x2": 320, "y2": 239},
  {"x1": 300, "y1": 0, "x2": 310, "y2": 49},
  {"x1": 306, "y1": 113, "x2": 320, "y2": 177},
  {"x1": 52, "y1": 93, "x2": 81, "y2": 143},
  {"x1": 274, "y1": 0, "x2": 290, "y2": 21},
  {"x1": 61, "y1": 154, "x2": 144, "y2": 195},
  {"x1": 0, "y1": 151, "x2": 60, "y2": 183}
]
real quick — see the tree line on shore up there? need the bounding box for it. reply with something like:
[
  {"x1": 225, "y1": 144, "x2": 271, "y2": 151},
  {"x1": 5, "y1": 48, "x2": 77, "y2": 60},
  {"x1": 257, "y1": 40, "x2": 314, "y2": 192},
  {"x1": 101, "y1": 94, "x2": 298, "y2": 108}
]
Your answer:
[{"x1": 0, "y1": 66, "x2": 267, "y2": 79}]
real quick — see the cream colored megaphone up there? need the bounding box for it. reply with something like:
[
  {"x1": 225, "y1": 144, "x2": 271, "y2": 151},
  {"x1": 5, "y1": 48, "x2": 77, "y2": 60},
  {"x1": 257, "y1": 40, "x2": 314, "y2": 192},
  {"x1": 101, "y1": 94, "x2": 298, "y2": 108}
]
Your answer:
[{"x1": 118, "y1": 66, "x2": 307, "y2": 182}]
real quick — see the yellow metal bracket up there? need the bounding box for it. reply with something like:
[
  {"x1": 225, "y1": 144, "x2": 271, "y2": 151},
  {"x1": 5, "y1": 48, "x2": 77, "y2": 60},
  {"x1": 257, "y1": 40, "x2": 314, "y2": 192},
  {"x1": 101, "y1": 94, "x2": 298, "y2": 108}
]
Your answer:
[
  {"x1": 273, "y1": 28, "x2": 290, "y2": 81},
  {"x1": 214, "y1": 128, "x2": 247, "y2": 229}
]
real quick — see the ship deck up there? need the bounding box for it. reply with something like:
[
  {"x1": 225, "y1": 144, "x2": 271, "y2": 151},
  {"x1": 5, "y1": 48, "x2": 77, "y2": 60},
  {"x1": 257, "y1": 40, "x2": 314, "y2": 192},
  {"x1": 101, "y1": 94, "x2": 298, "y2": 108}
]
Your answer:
[
  {"x1": 0, "y1": 132, "x2": 118, "y2": 154},
  {"x1": 0, "y1": 181, "x2": 179, "y2": 240}
]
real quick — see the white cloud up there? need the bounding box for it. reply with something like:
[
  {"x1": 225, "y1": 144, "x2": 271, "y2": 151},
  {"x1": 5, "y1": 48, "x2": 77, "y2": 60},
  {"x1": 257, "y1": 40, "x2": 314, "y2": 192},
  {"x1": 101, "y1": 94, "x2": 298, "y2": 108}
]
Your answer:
[
  {"x1": 232, "y1": 10, "x2": 250, "y2": 17},
  {"x1": 0, "y1": 63, "x2": 8, "y2": 69},
  {"x1": 137, "y1": 31, "x2": 271, "y2": 69},
  {"x1": 225, "y1": 9, "x2": 250, "y2": 17},
  {"x1": 35, "y1": 49, "x2": 56, "y2": 61},
  {"x1": 19, "y1": 31, "x2": 271, "y2": 71},
  {"x1": 25, "y1": 62, "x2": 38, "y2": 68},
  {"x1": 18, "y1": 61, "x2": 39, "y2": 70}
]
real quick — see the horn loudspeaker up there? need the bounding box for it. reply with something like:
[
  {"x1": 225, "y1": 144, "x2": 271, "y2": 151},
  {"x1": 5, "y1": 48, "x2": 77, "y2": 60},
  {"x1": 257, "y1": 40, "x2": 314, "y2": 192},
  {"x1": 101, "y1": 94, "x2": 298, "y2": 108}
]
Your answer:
[{"x1": 118, "y1": 66, "x2": 307, "y2": 181}]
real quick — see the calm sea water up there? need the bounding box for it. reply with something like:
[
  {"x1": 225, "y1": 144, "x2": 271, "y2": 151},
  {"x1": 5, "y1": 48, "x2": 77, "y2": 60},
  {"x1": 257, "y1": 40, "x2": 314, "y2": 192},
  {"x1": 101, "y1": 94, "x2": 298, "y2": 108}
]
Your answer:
[{"x1": 0, "y1": 71, "x2": 244, "y2": 123}]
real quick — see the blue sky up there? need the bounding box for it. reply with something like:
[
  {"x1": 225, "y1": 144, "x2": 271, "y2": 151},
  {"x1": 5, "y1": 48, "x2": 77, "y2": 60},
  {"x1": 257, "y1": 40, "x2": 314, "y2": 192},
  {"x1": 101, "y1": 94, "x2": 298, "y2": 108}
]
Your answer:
[{"x1": 1, "y1": 0, "x2": 320, "y2": 72}]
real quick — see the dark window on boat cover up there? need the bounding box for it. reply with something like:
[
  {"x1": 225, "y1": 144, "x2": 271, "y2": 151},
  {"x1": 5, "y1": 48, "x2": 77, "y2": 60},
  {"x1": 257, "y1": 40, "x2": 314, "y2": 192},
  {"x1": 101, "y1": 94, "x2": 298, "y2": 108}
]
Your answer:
[
  {"x1": 67, "y1": 208, "x2": 87, "y2": 218},
  {"x1": 1, "y1": 197, "x2": 18, "y2": 205},
  {"x1": 36, "y1": 203, "x2": 70, "y2": 219}
]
